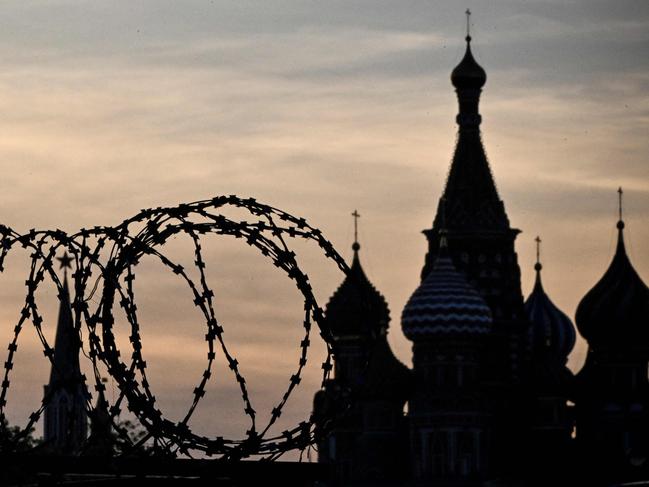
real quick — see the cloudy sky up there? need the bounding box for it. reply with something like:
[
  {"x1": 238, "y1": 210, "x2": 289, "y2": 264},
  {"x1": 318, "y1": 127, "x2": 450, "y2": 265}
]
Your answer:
[{"x1": 0, "y1": 0, "x2": 648, "y2": 453}]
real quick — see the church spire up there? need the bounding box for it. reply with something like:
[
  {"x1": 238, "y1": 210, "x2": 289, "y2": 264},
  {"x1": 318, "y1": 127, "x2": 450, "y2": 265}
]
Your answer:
[
  {"x1": 432, "y1": 18, "x2": 510, "y2": 235},
  {"x1": 420, "y1": 17, "x2": 525, "y2": 390},
  {"x1": 43, "y1": 252, "x2": 88, "y2": 453},
  {"x1": 48, "y1": 252, "x2": 81, "y2": 386}
]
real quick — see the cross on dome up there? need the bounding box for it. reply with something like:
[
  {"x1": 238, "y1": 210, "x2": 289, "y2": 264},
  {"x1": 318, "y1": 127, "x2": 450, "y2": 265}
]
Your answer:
[
  {"x1": 617, "y1": 186, "x2": 624, "y2": 229},
  {"x1": 352, "y1": 210, "x2": 361, "y2": 251},
  {"x1": 535, "y1": 236, "x2": 542, "y2": 272}
]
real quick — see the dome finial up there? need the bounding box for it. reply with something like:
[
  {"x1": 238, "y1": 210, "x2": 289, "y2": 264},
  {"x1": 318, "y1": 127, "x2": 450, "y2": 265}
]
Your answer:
[
  {"x1": 534, "y1": 236, "x2": 542, "y2": 272},
  {"x1": 617, "y1": 186, "x2": 625, "y2": 230},
  {"x1": 351, "y1": 209, "x2": 361, "y2": 252},
  {"x1": 451, "y1": 10, "x2": 486, "y2": 123},
  {"x1": 532, "y1": 236, "x2": 544, "y2": 292}
]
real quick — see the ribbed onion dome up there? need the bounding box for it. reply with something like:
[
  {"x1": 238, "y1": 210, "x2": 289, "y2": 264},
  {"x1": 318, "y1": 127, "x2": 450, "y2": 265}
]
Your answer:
[
  {"x1": 451, "y1": 36, "x2": 487, "y2": 90},
  {"x1": 402, "y1": 245, "x2": 492, "y2": 340},
  {"x1": 576, "y1": 219, "x2": 649, "y2": 352},
  {"x1": 325, "y1": 242, "x2": 390, "y2": 338},
  {"x1": 525, "y1": 261, "x2": 576, "y2": 362}
]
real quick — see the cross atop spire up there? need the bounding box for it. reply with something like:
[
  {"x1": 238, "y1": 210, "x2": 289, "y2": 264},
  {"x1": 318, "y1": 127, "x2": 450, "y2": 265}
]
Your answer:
[
  {"x1": 617, "y1": 187, "x2": 625, "y2": 231},
  {"x1": 465, "y1": 8, "x2": 472, "y2": 41},
  {"x1": 618, "y1": 186, "x2": 623, "y2": 221},
  {"x1": 352, "y1": 210, "x2": 361, "y2": 252},
  {"x1": 535, "y1": 236, "x2": 542, "y2": 272}
]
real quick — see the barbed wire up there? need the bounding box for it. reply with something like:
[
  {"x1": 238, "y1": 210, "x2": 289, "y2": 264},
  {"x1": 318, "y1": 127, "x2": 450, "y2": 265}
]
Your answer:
[{"x1": 0, "y1": 195, "x2": 348, "y2": 459}]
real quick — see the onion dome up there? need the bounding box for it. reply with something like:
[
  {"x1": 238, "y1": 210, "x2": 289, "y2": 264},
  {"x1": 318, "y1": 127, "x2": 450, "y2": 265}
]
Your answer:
[
  {"x1": 451, "y1": 36, "x2": 487, "y2": 91},
  {"x1": 325, "y1": 241, "x2": 390, "y2": 339},
  {"x1": 576, "y1": 199, "x2": 649, "y2": 352},
  {"x1": 402, "y1": 242, "x2": 492, "y2": 339},
  {"x1": 524, "y1": 238, "x2": 576, "y2": 362}
]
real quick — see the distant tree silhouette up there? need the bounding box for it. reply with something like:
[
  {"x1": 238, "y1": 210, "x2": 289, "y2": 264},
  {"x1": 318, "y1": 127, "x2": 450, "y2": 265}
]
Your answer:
[{"x1": 0, "y1": 417, "x2": 41, "y2": 452}]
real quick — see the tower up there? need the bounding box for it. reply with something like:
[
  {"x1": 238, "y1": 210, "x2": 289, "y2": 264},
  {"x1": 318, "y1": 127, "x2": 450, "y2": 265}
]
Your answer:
[
  {"x1": 523, "y1": 237, "x2": 576, "y2": 475},
  {"x1": 43, "y1": 253, "x2": 89, "y2": 454},
  {"x1": 314, "y1": 212, "x2": 411, "y2": 485},
  {"x1": 574, "y1": 189, "x2": 649, "y2": 482},
  {"x1": 421, "y1": 11, "x2": 526, "y2": 378},
  {"x1": 418, "y1": 14, "x2": 530, "y2": 474},
  {"x1": 402, "y1": 237, "x2": 493, "y2": 485}
]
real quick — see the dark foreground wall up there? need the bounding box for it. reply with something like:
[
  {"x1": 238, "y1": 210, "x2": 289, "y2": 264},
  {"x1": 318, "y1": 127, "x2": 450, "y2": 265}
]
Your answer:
[{"x1": 0, "y1": 454, "x2": 330, "y2": 487}]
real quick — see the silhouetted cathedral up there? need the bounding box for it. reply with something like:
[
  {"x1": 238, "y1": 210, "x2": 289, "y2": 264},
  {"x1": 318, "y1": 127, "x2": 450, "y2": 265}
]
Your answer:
[{"x1": 314, "y1": 27, "x2": 649, "y2": 487}]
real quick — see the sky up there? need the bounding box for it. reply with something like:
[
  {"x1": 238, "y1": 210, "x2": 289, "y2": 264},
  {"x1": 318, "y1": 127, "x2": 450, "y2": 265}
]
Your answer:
[{"x1": 0, "y1": 0, "x2": 648, "y2": 455}]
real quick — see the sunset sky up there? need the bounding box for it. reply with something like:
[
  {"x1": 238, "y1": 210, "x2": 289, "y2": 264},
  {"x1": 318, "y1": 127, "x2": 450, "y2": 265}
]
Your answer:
[{"x1": 0, "y1": 1, "x2": 648, "y2": 452}]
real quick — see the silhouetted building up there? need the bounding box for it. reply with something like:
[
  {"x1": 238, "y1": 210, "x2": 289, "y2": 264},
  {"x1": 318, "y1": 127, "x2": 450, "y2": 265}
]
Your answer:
[
  {"x1": 523, "y1": 238, "x2": 576, "y2": 477},
  {"x1": 575, "y1": 214, "x2": 649, "y2": 484},
  {"x1": 314, "y1": 22, "x2": 649, "y2": 487},
  {"x1": 43, "y1": 257, "x2": 89, "y2": 454},
  {"x1": 403, "y1": 237, "x2": 493, "y2": 485},
  {"x1": 418, "y1": 29, "x2": 530, "y2": 480},
  {"x1": 314, "y1": 236, "x2": 411, "y2": 485}
]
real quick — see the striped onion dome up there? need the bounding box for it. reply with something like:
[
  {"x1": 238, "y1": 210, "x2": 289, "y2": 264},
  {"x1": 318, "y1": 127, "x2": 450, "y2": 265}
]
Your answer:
[
  {"x1": 401, "y1": 245, "x2": 492, "y2": 340},
  {"x1": 576, "y1": 219, "x2": 649, "y2": 352},
  {"x1": 524, "y1": 261, "x2": 576, "y2": 362}
]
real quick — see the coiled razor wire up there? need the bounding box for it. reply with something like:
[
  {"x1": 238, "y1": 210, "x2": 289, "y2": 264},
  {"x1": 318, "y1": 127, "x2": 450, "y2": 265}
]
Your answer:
[{"x1": 0, "y1": 195, "x2": 348, "y2": 460}]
